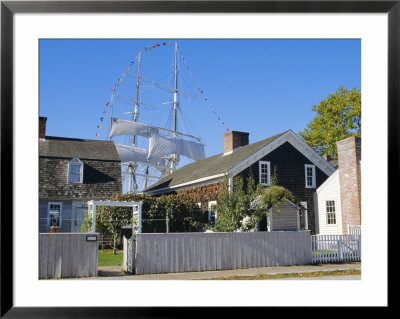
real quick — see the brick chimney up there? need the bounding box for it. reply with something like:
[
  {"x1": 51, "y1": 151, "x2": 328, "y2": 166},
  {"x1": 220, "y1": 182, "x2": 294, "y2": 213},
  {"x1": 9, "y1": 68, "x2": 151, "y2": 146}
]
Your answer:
[
  {"x1": 337, "y1": 136, "x2": 361, "y2": 234},
  {"x1": 223, "y1": 131, "x2": 249, "y2": 154},
  {"x1": 39, "y1": 117, "x2": 47, "y2": 139}
]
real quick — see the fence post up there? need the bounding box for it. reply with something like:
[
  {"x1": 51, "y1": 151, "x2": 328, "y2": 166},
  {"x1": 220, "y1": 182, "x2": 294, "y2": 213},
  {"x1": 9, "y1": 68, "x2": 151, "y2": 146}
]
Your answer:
[
  {"x1": 311, "y1": 235, "x2": 315, "y2": 264},
  {"x1": 338, "y1": 237, "x2": 343, "y2": 262},
  {"x1": 166, "y1": 215, "x2": 169, "y2": 233},
  {"x1": 358, "y1": 235, "x2": 361, "y2": 261}
]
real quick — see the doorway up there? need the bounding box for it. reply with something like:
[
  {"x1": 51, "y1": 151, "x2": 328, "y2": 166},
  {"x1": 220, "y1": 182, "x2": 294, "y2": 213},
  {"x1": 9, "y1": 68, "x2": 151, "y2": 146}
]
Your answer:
[{"x1": 72, "y1": 202, "x2": 88, "y2": 232}]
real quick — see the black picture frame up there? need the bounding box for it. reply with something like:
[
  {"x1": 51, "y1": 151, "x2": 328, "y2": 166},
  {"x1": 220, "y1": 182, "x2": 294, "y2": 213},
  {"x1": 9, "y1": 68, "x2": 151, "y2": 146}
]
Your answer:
[{"x1": 1, "y1": 1, "x2": 394, "y2": 317}]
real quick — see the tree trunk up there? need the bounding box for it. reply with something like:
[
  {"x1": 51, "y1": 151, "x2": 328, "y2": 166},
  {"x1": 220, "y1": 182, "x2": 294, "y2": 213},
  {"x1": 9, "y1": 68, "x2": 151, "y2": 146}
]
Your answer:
[{"x1": 113, "y1": 234, "x2": 117, "y2": 255}]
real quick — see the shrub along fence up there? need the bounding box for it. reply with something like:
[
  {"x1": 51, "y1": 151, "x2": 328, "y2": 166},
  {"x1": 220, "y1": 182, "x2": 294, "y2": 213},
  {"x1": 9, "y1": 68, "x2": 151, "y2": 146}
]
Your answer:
[{"x1": 124, "y1": 231, "x2": 312, "y2": 275}]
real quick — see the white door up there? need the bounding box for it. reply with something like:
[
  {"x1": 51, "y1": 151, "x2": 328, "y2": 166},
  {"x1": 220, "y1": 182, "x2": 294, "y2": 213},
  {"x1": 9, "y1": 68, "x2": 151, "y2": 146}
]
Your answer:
[{"x1": 72, "y1": 202, "x2": 88, "y2": 232}]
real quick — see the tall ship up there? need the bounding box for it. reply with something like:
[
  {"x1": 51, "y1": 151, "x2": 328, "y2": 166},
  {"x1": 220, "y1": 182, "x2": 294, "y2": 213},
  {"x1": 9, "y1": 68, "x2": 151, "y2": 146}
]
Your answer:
[{"x1": 100, "y1": 41, "x2": 206, "y2": 193}]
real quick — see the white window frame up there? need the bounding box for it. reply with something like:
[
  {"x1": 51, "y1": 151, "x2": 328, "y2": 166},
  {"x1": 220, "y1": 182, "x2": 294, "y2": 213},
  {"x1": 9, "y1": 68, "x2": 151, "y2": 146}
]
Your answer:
[
  {"x1": 326, "y1": 200, "x2": 337, "y2": 225},
  {"x1": 48, "y1": 202, "x2": 63, "y2": 228},
  {"x1": 208, "y1": 200, "x2": 217, "y2": 225},
  {"x1": 68, "y1": 157, "x2": 83, "y2": 183},
  {"x1": 300, "y1": 201, "x2": 308, "y2": 230},
  {"x1": 72, "y1": 201, "x2": 88, "y2": 232},
  {"x1": 304, "y1": 164, "x2": 316, "y2": 188},
  {"x1": 259, "y1": 161, "x2": 271, "y2": 186}
]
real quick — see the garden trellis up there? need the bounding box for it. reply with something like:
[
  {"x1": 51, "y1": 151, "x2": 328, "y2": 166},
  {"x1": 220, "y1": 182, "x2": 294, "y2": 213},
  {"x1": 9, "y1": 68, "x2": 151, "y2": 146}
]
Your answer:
[{"x1": 87, "y1": 200, "x2": 143, "y2": 236}]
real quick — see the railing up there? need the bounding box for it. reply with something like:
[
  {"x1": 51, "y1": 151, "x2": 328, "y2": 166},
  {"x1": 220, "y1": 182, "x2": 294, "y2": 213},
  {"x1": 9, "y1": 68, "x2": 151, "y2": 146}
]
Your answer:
[
  {"x1": 348, "y1": 225, "x2": 361, "y2": 236},
  {"x1": 99, "y1": 233, "x2": 123, "y2": 250},
  {"x1": 312, "y1": 235, "x2": 361, "y2": 264}
]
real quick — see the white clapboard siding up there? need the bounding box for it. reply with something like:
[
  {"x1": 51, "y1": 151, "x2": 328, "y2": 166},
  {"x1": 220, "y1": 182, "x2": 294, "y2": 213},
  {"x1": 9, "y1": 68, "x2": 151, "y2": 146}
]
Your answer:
[
  {"x1": 39, "y1": 233, "x2": 99, "y2": 279},
  {"x1": 131, "y1": 231, "x2": 312, "y2": 275},
  {"x1": 314, "y1": 170, "x2": 343, "y2": 235},
  {"x1": 312, "y1": 234, "x2": 361, "y2": 263}
]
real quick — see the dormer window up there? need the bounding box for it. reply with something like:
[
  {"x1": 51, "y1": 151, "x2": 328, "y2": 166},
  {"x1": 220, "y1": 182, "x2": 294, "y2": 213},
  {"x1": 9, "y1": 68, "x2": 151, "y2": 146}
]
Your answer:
[{"x1": 68, "y1": 157, "x2": 83, "y2": 183}]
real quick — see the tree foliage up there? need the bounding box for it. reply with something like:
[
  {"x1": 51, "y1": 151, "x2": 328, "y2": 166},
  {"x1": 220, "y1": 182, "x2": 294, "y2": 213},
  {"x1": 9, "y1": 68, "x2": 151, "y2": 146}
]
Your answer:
[
  {"x1": 212, "y1": 173, "x2": 262, "y2": 232},
  {"x1": 299, "y1": 86, "x2": 361, "y2": 160},
  {"x1": 212, "y1": 171, "x2": 294, "y2": 232}
]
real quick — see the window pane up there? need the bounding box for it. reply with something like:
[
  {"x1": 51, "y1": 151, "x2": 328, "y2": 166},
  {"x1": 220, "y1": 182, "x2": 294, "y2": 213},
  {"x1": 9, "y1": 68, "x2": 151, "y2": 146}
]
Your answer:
[
  {"x1": 326, "y1": 201, "x2": 336, "y2": 224},
  {"x1": 305, "y1": 165, "x2": 315, "y2": 187},
  {"x1": 260, "y1": 163, "x2": 269, "y2": 184},
  {"x1": 49, "y1": 204, "x2": 61, "y2": 227},
  {"x1": 69, "y1": 163, "x2": 82, "y2": 183},
  {"x1": 69, "y1": 174, "x2": 80, "y2": 183},
  {"x1": 70, "y1": 164, "x2": 80, "y2": 174}
]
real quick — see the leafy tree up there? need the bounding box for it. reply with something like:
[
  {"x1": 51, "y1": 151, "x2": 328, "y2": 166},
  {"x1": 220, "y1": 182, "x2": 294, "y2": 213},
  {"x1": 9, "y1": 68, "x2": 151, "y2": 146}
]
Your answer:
[
  {"x1": 299, "y1": 86, "x2": 361, "y2": 160},
  {"x1": 213, "y1": 171, "x2": 295, "y2": 233},
  {"x1": 213, "y1": 173, "x2": 263, "y2": 232}
]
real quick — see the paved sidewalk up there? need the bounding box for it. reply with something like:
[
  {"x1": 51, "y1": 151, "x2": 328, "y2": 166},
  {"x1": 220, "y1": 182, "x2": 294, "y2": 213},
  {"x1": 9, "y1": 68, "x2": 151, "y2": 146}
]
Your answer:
[{"x1": 87, "y1": 262, "x2": 361, "y2": 280}]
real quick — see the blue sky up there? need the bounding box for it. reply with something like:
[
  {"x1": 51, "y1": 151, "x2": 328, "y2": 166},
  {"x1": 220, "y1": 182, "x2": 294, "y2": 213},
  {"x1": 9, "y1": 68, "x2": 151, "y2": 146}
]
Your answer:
[{"x1": 39, "y1": 39, "x2": 360, "y2": 169}]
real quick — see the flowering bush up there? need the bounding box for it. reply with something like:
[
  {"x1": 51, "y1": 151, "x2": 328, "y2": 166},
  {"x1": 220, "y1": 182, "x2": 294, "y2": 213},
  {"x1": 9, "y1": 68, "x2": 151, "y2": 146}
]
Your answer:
[{"x1": 212, "y1": 170, "x2": 295, "y2": 232}]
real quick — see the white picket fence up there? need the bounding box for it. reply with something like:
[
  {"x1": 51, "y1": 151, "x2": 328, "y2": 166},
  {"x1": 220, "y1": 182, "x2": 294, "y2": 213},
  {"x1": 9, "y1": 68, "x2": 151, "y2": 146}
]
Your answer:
[
  {"x1": 311, "y1": 235, "x2": 361, "y2": 264},
  {"x1": 348, "y1": 225, "x2": 361, "y2": 236}
]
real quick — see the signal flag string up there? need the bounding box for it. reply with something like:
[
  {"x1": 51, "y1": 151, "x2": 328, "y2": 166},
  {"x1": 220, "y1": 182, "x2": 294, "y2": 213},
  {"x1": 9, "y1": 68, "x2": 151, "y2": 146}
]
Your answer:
[
  {"x1": 95, "y1": 41, "x2": 175, "y2": 137},
  {"x1": 95, "y1": 41, "x2": 230, "y2": 136},
  {"x1": 179, "y1": 49, "x2": 230, "y2": 131}
]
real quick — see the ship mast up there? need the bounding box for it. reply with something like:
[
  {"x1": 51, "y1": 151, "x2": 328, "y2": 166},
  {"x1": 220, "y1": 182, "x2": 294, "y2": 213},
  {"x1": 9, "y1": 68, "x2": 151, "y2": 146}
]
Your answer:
[
  {"x1": 133, "y1": 52, "x2": 141, "y2": 145},
  {"x1": 170, "y1": 41, "x2": 180, "y2": 173},
  {"x1": 128, "y1": 52, "x2": 142, "y2": 193},
  {"x1": 115, "y1": 42, "x2": 197, "y2": 193}
]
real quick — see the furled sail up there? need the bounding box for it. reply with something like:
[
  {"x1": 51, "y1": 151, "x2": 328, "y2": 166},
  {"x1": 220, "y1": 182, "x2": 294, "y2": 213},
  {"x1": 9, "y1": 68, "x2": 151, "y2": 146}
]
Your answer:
[
  {"x1": 115, "y1": 144, "x2": 167, "y2": 171},
  {"x1": 148, "y1": 134, "x2": 205, "y2": 162},
  {"x1": 109, "y1": 117, "x2": 157, "y2": 138}
]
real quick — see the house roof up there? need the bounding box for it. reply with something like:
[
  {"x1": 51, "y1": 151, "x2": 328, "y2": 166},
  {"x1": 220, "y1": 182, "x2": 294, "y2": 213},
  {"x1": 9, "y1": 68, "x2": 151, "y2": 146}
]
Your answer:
[
  {"x1": 145, "y1": 129, "x2": 336, "y2": 193},
  {"x1": 145, "y1": 130, "x2": 289, "y2": 192},
  {"x1": 39, "y1": 136, "x2": 120, "y2": 161}
]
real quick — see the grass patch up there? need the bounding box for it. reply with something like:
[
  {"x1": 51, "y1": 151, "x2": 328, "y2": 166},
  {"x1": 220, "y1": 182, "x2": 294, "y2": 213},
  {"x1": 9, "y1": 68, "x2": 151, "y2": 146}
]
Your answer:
[
  {"x1": 98, "y1": 249, "x2": 123, "y2": 266},
  {"x1": 202, "y1": 269, "x2": 361, "y2": 280}
]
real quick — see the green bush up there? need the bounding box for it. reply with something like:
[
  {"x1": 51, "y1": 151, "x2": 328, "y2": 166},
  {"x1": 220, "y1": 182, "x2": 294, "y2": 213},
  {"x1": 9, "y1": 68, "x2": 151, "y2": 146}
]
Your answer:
[
  {"x1": 81, "y1": 192, "x2": 206, "y2": 241},
  {"x1": 211, "y1": 170, "x2": 295, "y2": 233}
]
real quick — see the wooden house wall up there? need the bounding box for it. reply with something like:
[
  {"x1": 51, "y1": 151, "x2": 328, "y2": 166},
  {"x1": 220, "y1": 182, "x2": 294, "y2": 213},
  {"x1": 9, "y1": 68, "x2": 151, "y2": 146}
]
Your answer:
[
  {"x1": 148, "y1": 142, "x2": 330, "y2": 233},
  {"x1": 39, "y1": 157, "x2": 122, "y2": 200},
  {"x1": 237, "y1": 141, "x2": 329, "y2": 234},
  {"x1": 39, "y1": 200, "x2": 73, "y2": 233}
]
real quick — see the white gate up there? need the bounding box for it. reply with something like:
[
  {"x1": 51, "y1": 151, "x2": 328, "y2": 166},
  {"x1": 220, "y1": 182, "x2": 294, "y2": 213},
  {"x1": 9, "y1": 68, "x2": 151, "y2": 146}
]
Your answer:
[{"x1": 312, "y1": 235, "x2": 361, "y2": 264}]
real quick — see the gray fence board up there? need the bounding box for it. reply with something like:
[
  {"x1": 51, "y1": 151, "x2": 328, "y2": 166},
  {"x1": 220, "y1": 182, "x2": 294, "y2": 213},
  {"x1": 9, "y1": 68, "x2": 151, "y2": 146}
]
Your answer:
[
  {"x1": 39, "y1": 235, "x2": 48, "y2": 279},
  {"x1": 61, "y1": 235, "x2": 70, "y2": 277},
  {"x1": 133, "y1": 231, "x2": 312, "y2": 275},
  {"x1": 39, "y1": 233, "x2": 98, "y2": 279},
  {"x1": 54, "y1": 235, "x2": 63, "y2": 278},
  {"x1": 47, "y1": 234, "x2": 56, "y2": 277}
]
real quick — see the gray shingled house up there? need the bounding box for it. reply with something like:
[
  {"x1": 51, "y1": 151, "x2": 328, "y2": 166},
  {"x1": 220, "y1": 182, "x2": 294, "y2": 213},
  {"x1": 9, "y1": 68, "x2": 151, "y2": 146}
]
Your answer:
[
  {"x1": 39, "y1": 117, "x2": 122, "y2": 233},
  {"x1": 145, "y1": 130, "x2": 336, "y2": 234}
]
